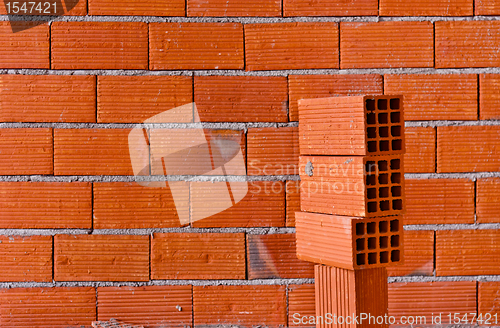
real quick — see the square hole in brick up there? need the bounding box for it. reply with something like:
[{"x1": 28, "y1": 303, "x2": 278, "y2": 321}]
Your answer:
[
  {"x1": 392, "y1": 139, "x2": 402, "y2": 151},
  {"x1": 390, "y1": 159, "x2": 401, "y2": 170},
  {"x1": 380, "y1": 200, "x2": 390, "y2": 211},
  {"x1": 356, "y1": 253, "x2": 365, "y2": 265},
  {"x1": 379, "y1": 187, "x2": 389, "y2": 198},
  {"x1": 379, "y1": 140, "x2": 390, "y2": 151},
  {"x1": 391, "y1": 126, "x2": 402, "y2": 137},
  {"x1": 378, "y1": 113, "x2": 388, "y2": 124},
  {"x1": 366, "y1": 99, "x2": 375, "y2": 111},
  {"x1": 391, "y1": 250, "x2": 401, "y2": 262},
  {"x1": 391, "y1": 186, "x2": 402, "y2": 197},
  {"x1": 366, "y1": 175, "x2": 376, "y2": 186},
  {"x1": 380, "y1": 251, "x2": 389, "y2": 263},
  {"x1": 390, "y1": 219, "x2": 400, "y2": 232},
  {"x1": 356, "y1": 223, "x2": 365, "y2": 236},
  {"x1": 378, "y1": 160, "x2": 388, "y2": 171},
  {"x1": 368, "y1": 237, "x2": 376, "y2": 250},
  {"x1": 356, "y1": 238, "x2": 365, "y2": 251},
  {"x1": 393, "y1": 199, "x2": 403, "y2": 210},
  {"x1": 367, "y1": 222, "x2": 376, "y2": 234},
  {"x1": 368, "y1": 252, "x2": 377, "y2": 264},
  {"x1": 379, "y1": 221, "x2": 388, "y2": 233},
  {"x1": 391, "y1": 235, "x2": 400, "y2": 247},
  {"x1": 390, "y1": 98, "x2": 400, "y2": 109},
  {"x1": 368, "y1": 127, "x2": 377, "y2": 139},
  {"x1": 378, "y1": 99, "x2": 388, "y2": 110},
  {"x1": 391, "y1": 112, "x2": 401, "y2": 123},
  {"x1": 367, "y1": 188, "x2": 377, "y2": 199},
  {"x1": 368, "y1": 141, "x2": 377, "y2": 152},
  {"x1": 367, "y1": 112, "x2": 376, "y2": 125},
  {"x1": 380, "y1": 236, "x2": 388, "y2": 249},
  {"x1": 379, "y1": 126, "x2": 389, "y2": 138},
  {"x1": 391, "y1": 173, "x2": 401, "y2": 184},
  {"x1": 379, "y1": 174, "x2": 389, "y2": 184},
  {"x1": 367, "y1": 202, "x2": 377, "y2": 213},
  {"x1": 366, "y1": 161, "x2": 376, "y2": 174}
]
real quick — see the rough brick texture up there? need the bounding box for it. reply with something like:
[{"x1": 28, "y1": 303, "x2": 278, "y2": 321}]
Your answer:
[
  {"x1": 188, "y1": 0, "x2": 281, "y2": 16},
  {"x1": 288, "y1": 284, "x2": 316, "y2": 328},
  {"x1": 284, "y1": 0, "x2": 377, "y2": 16},
  {"x1": 476, "y1": 0, "x2": 500, "y2": 14},
  {"x1": 480, "y1": 74, "x2": 500, "y2": 120},
  {"x1": 0, "y1": 22, "x2": 49, "y2": 69},
  {"x1": 380, "y1": 0, "x2": 472, "y2": 16},
  {"x1": 477, "y1": 178, "x2": 500, "y2": 223},
  {"x1": 285, "y1": 180, "x2": 300, "y2": 227},
  {"x1": 88, "y1": 0, "x2": 185, "y2": 15},
  {"x1": 387, "y1": 230, "x2": 434, "y2": 277},
  {"x1": 404, "y1": 127, "x2": 436, "y2": 173},
  {"x1": 479, "y1": 282, "x2": 500, "y2": 316}
]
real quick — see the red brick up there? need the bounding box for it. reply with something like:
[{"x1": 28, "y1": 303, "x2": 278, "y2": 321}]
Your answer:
[
  {"x1": 0, "y1": 287, "x2": 96, "y2": 327},
  {"x1": 284, "y1": 0, "x2": 377, "y2": 16},
  {"x1": 0, "y1": 182, "x2": 91, "y2": 229},
  {"x1": 89, "y1": 0, "x2": 184, "y2": 15},
  {"x1": 436, "y1": 21, "x2": 500, "y2": 68},
  {"x1": 151, "y1": 233, "x2": 245, "y2": 279},
  {"x1": 380, "y1": 0, "x2": 472, "y2": 15},
  {"x1": 437, "y1": 230, "x2": 500, "y2": 276},
  {"x1": 404, "y1": 179, "x2": 474, "y2": 224},
  {"x1": 0, "y1": 0, "x2": 86, "y2": 15},
  {"x1": 54, "y1": 128, "x2": 142, "y2": 176},
  {"x1": 245, "y1": 23, "x2": 339, "y2": 71},
  {"x1": 0, "y1": 75, "x2": 96, "y2": 123},
  {"x1": 387, "y1": 230, "x2": 434, "y2": 277},
  {"x1": 194, "y1": 76, "x2": 288, "y2": 122},
  {"x1": 97, "y1": 286, "x2": 192, "y2": 327},
  {"x1": 480, "y1": 74, "x2": 500, "y2": 120},
  {"x1": 0, "y1": 235, "x2": 52, "y2": 282},
  {"x1": 437, "y1": 126, "x2": 500, "y2": 173},
  {"x1": 193, "y1": 285, "x2": 287, "y2": 327},
  {"x1": 288, "y1": 74, "x2": 383, "y2": 122},
  {"x1": 384, "y1": 74, "x2": 478, "y2": 121},
  {"x1": 477, "y1": 178, "x2": 500, "y2": 223},
  {"x1": 404, "y1": 127, "x2": 436, "y2": 173},
  {"x1": 0, "y1": 22, "x2": 49, "y2": 69},
  {"x1": 340, "y1": 22, "x2": 434, "y2": 69},
  {"x1": 476, "y1": 0, "x2": 500, "y2": 14},
  {"x1": 188, "y1": 0, "x2": 281, "y2": 16},
  {"x1": 0, "y1": 128, "x2": 53, "y2": 175},
  {"x1": 192, "y1": 181, "x2": 286, "y2": 227},
  {"x1": 54, "y1": 234, "x2": 150, "y2": 281},
  {"x1": 150, "y1": 23, "x2": 244, "y2": 70},
  {"x1": 288, "y1": 284, "x2": 315, "y2": 328},
  {"x1": 479, "y1": 282, "x2": 500, "y2": 317},
  {"x1": 247, "y1": 127, "x2": 299, "y2": 175},
  {"x1": 388, "y1": 282, "x2": 477, "y2": 323},
  {"x1": 51, "y1": 22, "x2": 148, "y2": 69},
  {"x1": 286, "y1": 180, "x2": 300, "y2": 227},
  {"x1": 97, "y1": 76, "x2": 193, "y2": 123},
  {"x1": 247, "y1": 234, "x2": 314, "y2": 279}
]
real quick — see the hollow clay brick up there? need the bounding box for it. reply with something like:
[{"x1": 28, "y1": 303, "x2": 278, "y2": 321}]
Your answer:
[
  {"x1": 151, "y1": 233, "x2": 245, "y2": 279},
  {"x1": 286, "y1": 180, "x2": 300, "y2": 227},
  {"x1": 296, "y1": 212, "x2": 403, "y2": 270},
  {"x1": 0, "y1": 182, "x2": 92, "y2": 229},
  {"x1": 245, "y1": 23, "x2": 339, "y2": 71},
  {"x1": 288, "y1": 284, "x2": 316, "y2": 328},
  {"x1": 404, "y1": 179, "x2": 474, "y2": 224},
  {"x1": 149, "y1": 23, "x2": 244, "y2": 70},
  {"x1": 387, "y1": 230, "x2": 434, "y2": 277},
  {"x1": 89, "y1": 0, "x2": 184, "y2": 15},
  {"x1": 0, "y1": 22, "x2": 49, "y2": 69},
  {"x1": 284, "y1": 0, "x2": 377, "y2": 16},
  {"x1": 299, "y1": 95, "x2": 405, "y2": 156},
  {"x1": 384, "y1": 74, "x2": 477, "y2": 121},
  {"x1": 404, "y1": 127, "x2": 436, "y2": 173},
  {"x1": 477, "y1": 178, "x2": 500, "y2": 223},
  {"x1": 380, "y1": 0, "x2": 472, "y2": 16},
  {"x1": 288, "y1": 74, "x2": 383, "y2": 122},
  {"x1": 480, "y1": 74, "x2": 500, "y2": 120},
  {"x1": 188, "y1": 0, "x2": 281, "y2": 16},
  {"x1": 476, "y1": 0, "x2": 500, "y2": 14},
  {"x1": 479, "y1": 282, "x2": 500, "y2": 316}
]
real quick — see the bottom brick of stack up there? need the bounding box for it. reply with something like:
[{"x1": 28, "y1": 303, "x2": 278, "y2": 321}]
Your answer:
[{"x1": 315, "y1": 265, "x2": 388, "y2": 328}]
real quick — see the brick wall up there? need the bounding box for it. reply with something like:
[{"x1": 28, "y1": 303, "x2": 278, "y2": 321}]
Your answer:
[{"x1": 0, "y1": 0, "x2": 500, "y2": 327}]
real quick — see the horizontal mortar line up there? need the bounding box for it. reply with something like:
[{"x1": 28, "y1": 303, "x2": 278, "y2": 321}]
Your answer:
[
  {"x1": 389, "y1": 275, "x2": 500, "y2": 283},
  {"x1": 0, "y1": 175, "x2": 301, "y2": 182},
  {"x1": 406, "y1": 120, "x2": 500, "y2": 127},
  {"x1": 404, "y1": 223, "x2": 500, "y2": 231},
  {"x1": 405, "y1": 172, "x2": 500, "y2": 180}
]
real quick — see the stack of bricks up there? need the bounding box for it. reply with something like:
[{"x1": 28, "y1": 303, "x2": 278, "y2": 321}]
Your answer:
[{"x1": 296, "y1": 95, "x2": 406, "y2": 328}]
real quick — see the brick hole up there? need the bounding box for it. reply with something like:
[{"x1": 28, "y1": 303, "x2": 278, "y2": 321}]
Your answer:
[
  {"x1": 380, "y1": 236, "x2": 389, "y2": 249},
  {"x1": 379, "y1": 221, "x2": 388, "y2": 233},
  {"x1": 391, "y1": 186, "x2": 402, "y2": 197},
  {"x1": 367, "y1": 188, "x2": 377, "y2": 199},
  {"x1": 356, "y1": 253, "x2": 365, "y2": 265},
  {"x1": 380, "y1": 251, "x2": 389, "y2": 263},
  {"x1": 368, "y1": 252, "x2": 377, "y2": 264},
  {"x1": 379, "y1": 140, "x2": 390, "y2": 151},
  {"x1": 366, "y1": 175, "x2": 376, "y2": 186},
  {"x1": 367, "y1": 141, "x2": 377, "y2": 152},
  {"x1": 392, "y1": 139, "x2": 402, "y2": 151},
  {"x1": 378, "y1": 174, "x2": 388, "y2": 184},
  {"x1": 377, "y1": 99, "x2": 388, "y2": 110},
  {"x1": 379, "y1": 200, "x2": 390, "y2": 211},
  {"x1": 379, "y1": 187, "x2": 389, "y2": 198},
  {"x1": 365, "y1": 161, "x2": 376, "y2": 174},
  {"x1": 391, "y1": 235, "x2": 400, "y2": 247},
  {"x1": 366, "y1": 99, "x2": 375, "y2": 111},
  {"x1": 367, "y1": 127, "x2": 377, "y2": 139},
  {"x1": 390, "y1": 112, "x2": 400, "y2": 123},
  {"x1": 367, "y1": 222, "x2": 376, "y2": 234},
  {"x1": 356, "y1": 223, "x2": 365, "y2": 236},
  {"x1": 368, "y1": 237, "x2": 377, "y2": 250},
  {"x1": 356, "y1": 238, "x2": 365, "y2": 251},
  {"x1": 378, "y1": 113, "x2": 388, "y2": 124},
  {"x1": 391, "y1": 126, "x2": 402, "y2": 137},
  {"x1": 367, "y1": 112, "x2": 376, "y2": 125},
  {"x1": 390, "y1": 159, "x2": 401, "y2": 170},
  {"x1": 391, "y1": 173, "x2": 401, "y2": 184},
  {"x1": 391, "y1": 250, "x2": 401, "y2": 262},
  {"x1": 392, "y1": 199, "x2": 403, "y2": 210},
  {"x1": 390, "y1": 98, "x2": 400, "y2": 109},
  {"x1": 367, "y1": 202, "x2": 377, "y2": 213},
  {"x1": 378, "y1": 160, "x2": 388, "y2": 171},
  {"x1": 379, "y1": 126, "x2": 389, "y2": 138},
  {"x1": 390, "y1": 219, "x2": 400, "y2": 232}
]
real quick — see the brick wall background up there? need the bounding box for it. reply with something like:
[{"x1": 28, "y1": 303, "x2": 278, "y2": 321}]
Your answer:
[{"x1": 0, "y1": 0, "x2": 500, "y2": 327}]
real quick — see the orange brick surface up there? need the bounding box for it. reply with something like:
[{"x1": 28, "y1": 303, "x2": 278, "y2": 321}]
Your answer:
[
  {"x1": 0, "y1": 0, "x2": 86, "y2": 15},
  {"x1": 0, "y1": 182, "x2": 92, "y2": 229},
  {"x1": 437, "y1": 126, "x2": 500, "y2": 173},
  {"x1": 97, "y1": 286, "x2": 192, "y2": 327},
  {"x1": 0, "y1": 22, "x2": 49, "y2": 69},
  {"x1": 0, "y1": 235, "x2": 52, "y2": 282},
  {"x1": 0, "y1": 128, "x2": 53, "y2": 175},
  {"x1": 384, "y1": 74, "x2": 477, "y2": 120},
  {"x1": 247, "y1": 234, "x2": 314, "y2": 279},
  {"x1": 188, "y1": 0, "x2": 281, "y2": 16},
  {"x1": 479, "y1": 282, "x2": 500, "y2": 316},
  {"x1": 286, "y1": 180, "x2": 300, "y2": 227},
  {"x1": 404, "y1": 179, "x2": 474, "y2": 224},
  {"x1": 436, "y1": 21, "x2": 500, "y2": 68},
  {"x1": 480, "y1": 74, "x2": 500, "y2": 120},
  {"x1": 193, "y1": 285, "x2": 287, "y2": 327},
  {"x1": 149, "y1": 23, "x2": 244, "y2": 70},
  {"x1": 380, "y1": 0, "x2": 472, "y2": 16},
  {"x1": 436, "y1": 230, "x2": 500, "y2": 276},
  {"x1": 288, "y1": 74, "x2": 383, "y2": 121},
  {"x1": 340, "y1": 22, "x2": 434, "y2": 69},
  {"x1": 51, "y1": 22, "x2": 148, "y2": 69},
  {"x1": 284, "y1": 0, "x2": 377, "y2": 16},
  {"x1": 97, "y1": 76, "x2": 193, "y2": 123},
  {"x1": 194, "y1": 76, "x2": 288, "y2": 122},
  {"x1": 477, "y1": 178, "x2": 500, "y2": 223},
  {"x1": 89, "y1": 0, "x2": 184, "y2": 15},
  {"x1": 387, "y1": 230, "x2": 434, "y2": 277},
  {"x1": 404, "y1": 127, "x2": 436, "y2": 173},
  {"x1": 151, "y1": 233, "x2": 245, "y2": 279},
  {"x1": 245, "y1": 23, "x2": 339, "y2": 71},
  {"x1": 476, "y1": 0, "x2": 500, "y2": 14},
  {"x1": 54, "y1": 235, "x2": 150, "y2": 281},
  {"x1": 288, "y1": 284, "x2": 315, "y2": 328}
]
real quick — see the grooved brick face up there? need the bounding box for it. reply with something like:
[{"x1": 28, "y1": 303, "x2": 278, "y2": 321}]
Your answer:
[
  {"x1": 0, "y1": 22, "x2": 49, "y2": 69},
  {"x1": 0, "y1": 128, "x2": 53, "y2": 175},
  {"x1": 0, "y1": 182, "x2": 92, "y2": 229},
  {"x1": 188, "y1": 0, "x2": 281, "y2": 16},
  {"x1": 0, "y1": 235, "x2": 52, "y2": 282},
  {"x1": 0, "y1": 0, "x2": 86, "y2": 15},
  {"x1": 387, "y1": 230, "x2": 434, "y2": 277},
  {"x1": 437, "y1": 126, "x2": 500, "y2": 173},
  {"x1": 340, "y1": 22, "x2": 434, "y2": 69},
  {"x1": 436, "y1": 230, "x2": 500, "y2": 276},
  {"x1": 247, "y1": 127, "x2": 299, "y2": 175},
  {"x1": 0, "y1": 287, "x2": 96, "y2": 327},
  {"x1": 97, "y1": 76, "x2": 193, "y2": 123},
  {"x1": 97, "y1": 286, "x2": 193, "y2": 328},
  {"x1": 0, "y1": 75, "x2": 96, "y2": 123},
  {"x1": 288, "y1": 74, "x2": 383, "y2": 122},
  {"x1": 88, "y1": 0, "x2": 184, "y2": 15},
  {"x1": 379, "y1": 0, "x2": 472, "y2": 16},
  {"x1": 244, "y1": 23, "x2": 339, "y2": 71},
  {"x1": 404, "y1": 179, "x2": 474, "y2": 224},
  {"x1": 193, "y1": 285, "x2": 287, "y2": 327},
  {"x1": 283, "y1": 0, "x2": 377, "y2": 16},
  {"x1": 54, "y1": 235, "x2": 150, "y2": 281},
  {"x1": 480, "y1": 74, "x2": 500, "y2": 120},
  {"x1": 384, "y1": 74, "x2": 478, "y2": 120},
  {"x1": 479, "y1": 282, "x2": 500, "y2": 316},
  {"x1": 286, "y1": 180, "x2": 300, "y2": 227},
  {"x1": 404, "y1": 127, "x2": 436, "y2": 173},
  {"x1": 149, "y1": 23, "x2": 244, "y2": 70},
  {"x1": 51, "y1": 22, "x2": 148, "y2": 70},
  {"x1": 477, "y1": 178, "x2": 500, "y2": 223},
  {"x1": 436, "y1": 21, "x2": 500, "y2": 68},
  {"x1": 288, "y1": 284, "x2": 315, "y2": 328},
  {"x1": 151, "y1": 233, "x2": 246, "y2": 279},
  {"x1": 247, "y1": 234, "x2": 314, "y2": 279},
  {"x1": 194, "y1": 76, "x2": 288, "y2": 122},
  {"x1": 476, "y1": 0, "x2": 500, "y2": 14}
]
